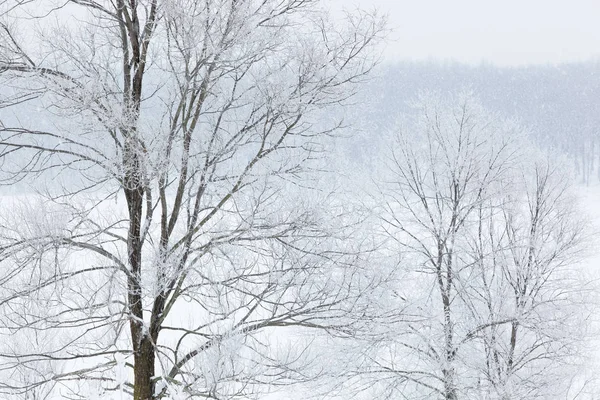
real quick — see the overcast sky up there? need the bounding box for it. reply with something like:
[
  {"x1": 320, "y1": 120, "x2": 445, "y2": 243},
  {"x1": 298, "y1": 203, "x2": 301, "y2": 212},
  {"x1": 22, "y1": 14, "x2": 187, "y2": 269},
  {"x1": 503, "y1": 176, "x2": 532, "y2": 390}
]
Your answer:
[{"x1": 330, "y1": 0, "x2": 600, "y2": 66}]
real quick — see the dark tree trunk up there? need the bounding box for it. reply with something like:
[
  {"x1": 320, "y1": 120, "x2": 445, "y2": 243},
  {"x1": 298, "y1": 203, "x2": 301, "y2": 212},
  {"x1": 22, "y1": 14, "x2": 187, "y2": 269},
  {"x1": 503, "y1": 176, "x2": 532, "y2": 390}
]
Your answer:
[
  {"x1": 124, "y1": 147, "x2": 155, "y2": 400},
  {"x1": 133, "y1": 336, "x2": 156, "y2": 400}
]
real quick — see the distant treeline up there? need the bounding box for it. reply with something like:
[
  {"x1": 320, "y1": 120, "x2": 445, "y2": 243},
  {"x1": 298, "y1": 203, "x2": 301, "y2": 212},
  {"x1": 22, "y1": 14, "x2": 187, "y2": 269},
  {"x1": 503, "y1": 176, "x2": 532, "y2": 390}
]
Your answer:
[{"x1": 359, "y1": 60, "x2": 600, "y2": 184}]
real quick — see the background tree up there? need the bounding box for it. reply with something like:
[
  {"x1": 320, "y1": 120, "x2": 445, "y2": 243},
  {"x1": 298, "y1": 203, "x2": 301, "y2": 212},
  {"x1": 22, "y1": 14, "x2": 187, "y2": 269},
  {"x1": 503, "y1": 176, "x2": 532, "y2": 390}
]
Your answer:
[
  {"x1": 465, "y1": 158, "x2": 589, "y2": 399},
  {"x1": 0, "y1": 1, "x2": 385, "y2": 399},
  {"x1": 351, "y1": 93, "x2": 590, "y2": 400}
]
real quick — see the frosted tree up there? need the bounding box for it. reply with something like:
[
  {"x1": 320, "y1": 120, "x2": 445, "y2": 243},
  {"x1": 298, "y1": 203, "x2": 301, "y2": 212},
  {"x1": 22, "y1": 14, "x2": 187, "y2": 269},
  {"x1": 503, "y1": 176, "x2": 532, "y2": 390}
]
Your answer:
[
  {"x1": 358, "y1": 93, "x2": 590, "y2": 400},
  {"x1": 466, "y1": 158, "x2": 589, "y2": 399},
  {"x1": 0, "y1": 1, "x2": 385, "y2": 399}
]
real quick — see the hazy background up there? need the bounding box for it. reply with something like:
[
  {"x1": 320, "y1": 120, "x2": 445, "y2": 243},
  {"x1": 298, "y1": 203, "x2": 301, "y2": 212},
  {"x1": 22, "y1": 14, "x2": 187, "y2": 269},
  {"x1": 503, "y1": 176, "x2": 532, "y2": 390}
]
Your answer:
[{"x1": 330, "y1": 0, "x2": 600, "y2": 66}]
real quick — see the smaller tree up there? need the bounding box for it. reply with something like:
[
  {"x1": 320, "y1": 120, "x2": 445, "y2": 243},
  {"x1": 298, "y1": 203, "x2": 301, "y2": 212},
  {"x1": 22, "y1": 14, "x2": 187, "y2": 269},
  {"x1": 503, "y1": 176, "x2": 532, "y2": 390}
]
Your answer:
[
  {"x1": 466, "y1": 157, "x2": 589, "y2": 399},
  {"x1": 353, "y1": 93, "x2": 591, "y2": 400}
]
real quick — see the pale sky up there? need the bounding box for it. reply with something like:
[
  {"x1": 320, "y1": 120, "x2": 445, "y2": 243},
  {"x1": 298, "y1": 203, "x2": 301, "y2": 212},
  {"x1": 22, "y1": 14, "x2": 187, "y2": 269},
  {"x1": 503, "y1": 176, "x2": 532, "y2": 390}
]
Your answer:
[{"x1": 330, "y1": 0, "x2": 600, "y2": 66}]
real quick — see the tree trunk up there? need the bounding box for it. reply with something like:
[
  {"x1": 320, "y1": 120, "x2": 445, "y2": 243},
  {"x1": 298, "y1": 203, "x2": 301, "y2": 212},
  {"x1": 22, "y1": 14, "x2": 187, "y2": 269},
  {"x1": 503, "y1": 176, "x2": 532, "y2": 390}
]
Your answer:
[
  {"x1": 124, "y1": 146, "x2": 154, "y2": 399},
  {"x1": 134, "y1": 336, "x2": 156, "y2": 400},
  {"x1": 443, "y1": 368, "x2": 458, "y2": 400}
]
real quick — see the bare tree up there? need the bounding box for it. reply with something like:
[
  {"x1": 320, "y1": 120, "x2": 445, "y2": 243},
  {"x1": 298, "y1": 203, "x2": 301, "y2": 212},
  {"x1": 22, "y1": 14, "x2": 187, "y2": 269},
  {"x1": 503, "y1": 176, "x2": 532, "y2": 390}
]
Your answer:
[
  {"x1": 0, "y1": 1, "x2": 385, "y2": 399},
  {"x1": 465, "y1": 157, "x2": 589, "y2": 400},
  {"x1": 355, "y1": 93, "x2": 590, "y2": 400}
]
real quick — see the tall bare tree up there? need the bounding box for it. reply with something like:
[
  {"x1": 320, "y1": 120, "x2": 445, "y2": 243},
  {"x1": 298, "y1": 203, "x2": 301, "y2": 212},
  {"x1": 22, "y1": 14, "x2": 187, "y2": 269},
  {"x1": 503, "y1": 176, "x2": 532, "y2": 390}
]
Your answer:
[{"x1": 0, "y1": 1, "x2": 385, "y2": 399}]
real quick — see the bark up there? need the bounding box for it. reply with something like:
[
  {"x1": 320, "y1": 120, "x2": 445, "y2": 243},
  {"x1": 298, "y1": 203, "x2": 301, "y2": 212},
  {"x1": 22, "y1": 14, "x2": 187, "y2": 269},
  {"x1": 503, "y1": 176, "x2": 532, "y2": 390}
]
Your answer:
[
  {"x1": 125, "y1": 151, "x2": 154, "y2": 400},
  {"x1": 442, "y1": 369, "x2": 458, "y2": 400},
  {"x1": 134, "y1": 336, "x2": 156, "y2": 400}
]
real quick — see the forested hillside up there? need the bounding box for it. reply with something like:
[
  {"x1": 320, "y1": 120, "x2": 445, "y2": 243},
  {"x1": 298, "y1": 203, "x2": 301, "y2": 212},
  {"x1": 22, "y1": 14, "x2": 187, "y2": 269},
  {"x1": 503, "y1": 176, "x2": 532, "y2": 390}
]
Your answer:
[{"x1": 351, "y1": 61, "x2": 600, "y2": 183}]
